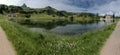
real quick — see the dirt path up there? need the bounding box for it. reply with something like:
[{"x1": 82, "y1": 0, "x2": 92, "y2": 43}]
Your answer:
[
  {"x1": 0, "y1": 27, "x2": 16, "y2": 55},
  {"x1": 100, "y1": 21, "x2": 120, "y2": 55}
]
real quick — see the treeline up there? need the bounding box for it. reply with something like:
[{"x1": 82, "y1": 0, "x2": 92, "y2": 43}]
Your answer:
[
  {"x1": 0, "y1": 4, "x2": 23, "y2": 14},
  {"x1": 0, "y1": 4, "x2": 74, "y2": 17},
  {"x1": 0, "y1": 4, "x2": 99, "y2": 18}
]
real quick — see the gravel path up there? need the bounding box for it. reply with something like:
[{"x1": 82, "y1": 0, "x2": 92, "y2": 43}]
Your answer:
[
  {"x1": 101, "y1": 21, "x2": 120, "y2": 55},
  {"x1": 0, "y1": 27, "x2": 16, "y2": 55}
]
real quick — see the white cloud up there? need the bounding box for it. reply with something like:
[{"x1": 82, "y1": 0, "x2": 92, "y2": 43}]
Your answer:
[
  {"x1": 0, "y1": 0, "x2": 120, "y2": 16},
  {"x1": 0, "y1": 0, "x2": 7, "y2": 4},
  {"x1": 90, "y1": 0, "x2": 120, "y2": 16},
  {"x1": 0, "y1": 0, "x2": 21, "y2": 5},
  {"x1": 18, "y1": 0, "x2": 85, "y2": 12}
]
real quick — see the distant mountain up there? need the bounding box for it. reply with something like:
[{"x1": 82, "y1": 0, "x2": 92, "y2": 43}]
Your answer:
[{"x1": 66, "y1": 0, "x2": 114, "y2": 8}]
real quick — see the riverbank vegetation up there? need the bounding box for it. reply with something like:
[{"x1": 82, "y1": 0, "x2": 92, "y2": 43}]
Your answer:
[{"x1": 0, "y1": 18, "x2": 117, "y2": 55}]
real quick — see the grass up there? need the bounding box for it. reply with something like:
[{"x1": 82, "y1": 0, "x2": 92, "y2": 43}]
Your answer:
[{"x1": 0, "y1": 17, "x2": 117, "y2": 55}]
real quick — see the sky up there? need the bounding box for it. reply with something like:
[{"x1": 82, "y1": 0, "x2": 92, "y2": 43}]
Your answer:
[{"x1": 0, "y1": 0, "x2": 120, "y2": 16}]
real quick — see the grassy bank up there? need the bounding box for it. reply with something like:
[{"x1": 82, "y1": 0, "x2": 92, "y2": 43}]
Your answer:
[{"x1": 0, "y1": 19, "x2": 117, "y2": 55}]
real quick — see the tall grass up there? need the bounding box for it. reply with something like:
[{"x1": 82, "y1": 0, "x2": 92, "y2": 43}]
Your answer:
[
  {"x1": 0, "y1": 19, "x2": 117, "y2": 55},
  {"x1": 0, "y1": 20, "x2": 44, "y2": 55}
]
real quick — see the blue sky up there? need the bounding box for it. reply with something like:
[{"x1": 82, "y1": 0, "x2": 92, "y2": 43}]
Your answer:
[{"x1": 0, "y1": 0, "x2": 120, "y2": 16}]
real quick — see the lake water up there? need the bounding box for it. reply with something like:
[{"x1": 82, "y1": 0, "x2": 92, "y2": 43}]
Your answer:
[
  {"x1": 50, "y1": 21, "x2": 113, "y2": 35},
  {"x1": 30, "y1": 20, "x2": 113, "y2": 35}
]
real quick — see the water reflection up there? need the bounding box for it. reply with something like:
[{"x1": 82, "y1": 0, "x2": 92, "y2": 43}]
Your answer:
[{"x1": 50, "y1": 20, "x2": 113, "y2": 35}]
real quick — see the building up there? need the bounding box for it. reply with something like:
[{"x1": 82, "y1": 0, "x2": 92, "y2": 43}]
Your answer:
[
  {"x1": 100, "y1": 14, "x2": 114, "y2": 21},
  {"x1": 7, "y1": 13, "x2": 18, "y2": 18}
]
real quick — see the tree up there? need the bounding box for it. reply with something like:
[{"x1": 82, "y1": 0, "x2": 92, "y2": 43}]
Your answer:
[
  {"x1": 25, "y1": 14, "x2": 31, "y2": 18},
  {"x1": 0, "y1": 4, "x2": 8, "y2": 14},
  {"x1": 113, "y1": 13, "x2": 115, "y2": 18},
  {"x1": 8, "y1": 5, "x2": 23, "y2": 13},
  {"x1": 70, "y1": 16, "x2": 74, "y2": 22},
  {"x1": 57, "y1": 11, "x2": 66, "y2": 16}
]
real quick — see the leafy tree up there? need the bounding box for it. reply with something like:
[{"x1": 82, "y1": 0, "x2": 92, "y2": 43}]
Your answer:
[
  {"x1": 57, "y1": 11, "x2": 66, "y2": 16},
  {"x1": 8, "y1": 5, "x2": 23, "y2": 13},
  {"x1": 0, "y1": 4, "x2": 8, "y2": 14},
  {"x1": 70, "y1": 16, "x2": 74, "y2": 22},
  {"x1": 113, "y1": 13, "x2": 115, "y2": 18},
  {"x1": 25, "y1": 14, "x2": 31, "y2": 18}
]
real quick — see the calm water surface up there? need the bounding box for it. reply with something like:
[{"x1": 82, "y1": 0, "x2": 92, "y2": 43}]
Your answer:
[{"x1": 30, "y1": 21, "x2": 113, "y2": 35}]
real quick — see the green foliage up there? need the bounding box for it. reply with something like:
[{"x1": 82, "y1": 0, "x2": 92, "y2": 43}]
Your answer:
[
  {"x1": 73, "y1": 13, "x2": 100, "y2": 23},
  {"x1": 8, "y1": 5, "x2": 23, "y2": 13},
  {"x1": 25, "y1": 14, "x2": 31, "y2": 18},
  {"x1": 0, "y1": 20, "x2": 44, "y2": 55},
  {"x1": 69, "y1": 16, "x2": 74, "y2": 22},
  {"x1": 0, "y1": 18, "x2": 117, "y2": 55},
  {"x1": 0, "y1": 4, "x2": 8, "y2": 14}
]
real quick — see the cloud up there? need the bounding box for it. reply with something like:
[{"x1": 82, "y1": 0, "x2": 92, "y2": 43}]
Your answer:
[
  {"x1": 18, "y1": 0, "x2": 119, "y2": 14},
  {"x1": 0, "y1": 0, "x2": 21, "y2": 5},
  {"x1": 18, "y1": 0, "x2": 86, "y2": 12},
  {"x1": 91, "y1": 0, "x2": 120, "y2": 16},
  {"x1": 0, "y1": 0, "x2": 7, "y2": 4},
  {"x1": 0, "y1": 0, "x2": 120, "y2": 15}
]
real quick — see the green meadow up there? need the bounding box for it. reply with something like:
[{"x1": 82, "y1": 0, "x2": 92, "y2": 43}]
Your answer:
[
  {"x1": 0, "y1": 16, "x2": 117, "y2": 55},
  {"x1": 0, "y1": 4, "x2": 117, "y2": 55}
]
